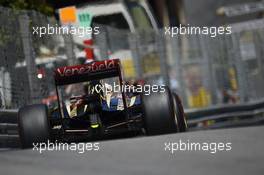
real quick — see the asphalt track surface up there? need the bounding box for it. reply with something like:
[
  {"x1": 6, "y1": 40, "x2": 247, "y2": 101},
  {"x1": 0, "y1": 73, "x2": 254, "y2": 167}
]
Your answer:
[{"x1": 0, "y1": 126, "x2": 263, "y2": 175}]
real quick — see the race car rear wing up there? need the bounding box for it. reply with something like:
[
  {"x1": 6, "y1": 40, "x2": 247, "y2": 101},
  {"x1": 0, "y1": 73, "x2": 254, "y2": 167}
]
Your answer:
[{"x1": 54, "y1": 59, "x2": 121, "y2": 86}]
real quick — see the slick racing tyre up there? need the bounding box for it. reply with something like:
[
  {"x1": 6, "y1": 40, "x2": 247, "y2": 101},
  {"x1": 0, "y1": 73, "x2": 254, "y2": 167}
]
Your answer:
[
  {"x1": 172, "y1": 93, "x2": 187, "y2": 132},
  {"x1": 142, "y1": 87, "x2": 177, "y2": 135},
  {"x1": 18, "y1": 104, "x2": 50, "y2": 148}
]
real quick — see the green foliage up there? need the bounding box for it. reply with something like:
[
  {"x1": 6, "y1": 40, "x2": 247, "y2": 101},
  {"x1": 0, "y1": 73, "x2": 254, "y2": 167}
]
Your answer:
[{"x1": 0, "y1": 0, "x2": 54, "y2": 15}]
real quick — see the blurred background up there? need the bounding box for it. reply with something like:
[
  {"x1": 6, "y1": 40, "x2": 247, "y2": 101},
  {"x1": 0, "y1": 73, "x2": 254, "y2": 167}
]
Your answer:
[{"x1": 0, "y1": 0, "x2": 264, "y2": 111}]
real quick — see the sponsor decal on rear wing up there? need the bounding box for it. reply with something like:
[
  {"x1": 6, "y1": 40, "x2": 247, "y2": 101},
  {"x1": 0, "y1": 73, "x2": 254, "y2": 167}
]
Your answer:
[{"x1": 54, "y1": 59, "x2": 121, "y2": 85}]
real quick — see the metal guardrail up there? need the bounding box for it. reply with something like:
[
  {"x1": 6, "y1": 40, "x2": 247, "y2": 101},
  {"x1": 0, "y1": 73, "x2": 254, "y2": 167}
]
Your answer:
[
  {"x1": 0, "y1": 109, "x2": 18, "y2": 123},
  {"x1": 0, "y1": 100, "x2": 264, "y2": 147},
  {"x1": 0, "y1": 109, "x2": 19, "y2": 148},
  {"x1": 186, "y1": 99, "x2": 264, "y2": 119},
  {"x1": 1, "y1": 100, "x2": 264, "y2": 129},
  {"x1": 186, "y1": 99, "x2": 264, "y2": 130},
  {"x1": 187, "y1": 108, "x2": 264, "y2": 130}
]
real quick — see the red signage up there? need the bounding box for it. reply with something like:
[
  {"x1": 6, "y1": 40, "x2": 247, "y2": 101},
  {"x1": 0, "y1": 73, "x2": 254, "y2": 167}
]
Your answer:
[{"x1": 54, "y1": 59, "x2": 120, "y2": 85}]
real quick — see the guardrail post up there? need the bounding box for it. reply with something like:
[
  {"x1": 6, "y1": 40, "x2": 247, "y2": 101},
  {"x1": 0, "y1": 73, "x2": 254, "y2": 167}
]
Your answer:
[
  {"x1": 128, "y1": 33, "x2": 143, "y2": 79},
  {"x1": 156, "y1": 30, "x2": 170, "y2": 87},
  {"x1": 94, "y1": 25, "x2": 109, "y2": 61},
  {"x1": 231, "y1": 33, "x2": 248, "y2": 102},
  {"x1": 252, "y1": 31, "x2": 264, "y2": 99},
  {"x1": 18, "y1": 12, "x2": 40, "y2": 104},
  {"x1": 63, "y1": 27, "x2": 76, "y2": 65},
  {"x1": 169, "y1": 35, "x2": 188, "y2": 107},
  {"x1": 200, "y1": 35, "x2": 218, "y2": 105}
]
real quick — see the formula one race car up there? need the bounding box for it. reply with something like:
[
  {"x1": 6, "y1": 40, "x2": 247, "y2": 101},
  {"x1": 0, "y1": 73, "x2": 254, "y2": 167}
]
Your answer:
[{"x1": 18, "y1": 59, "x2": 187, "y2": 148}]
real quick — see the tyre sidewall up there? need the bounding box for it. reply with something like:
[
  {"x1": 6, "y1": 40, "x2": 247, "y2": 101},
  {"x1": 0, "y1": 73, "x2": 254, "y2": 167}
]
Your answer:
[
  {"x1": 142, "y1": 87, "x2": 177, "y2": 135},
  {"x1": 18, "y1": 104, "x2": 50, "y2": 148}
]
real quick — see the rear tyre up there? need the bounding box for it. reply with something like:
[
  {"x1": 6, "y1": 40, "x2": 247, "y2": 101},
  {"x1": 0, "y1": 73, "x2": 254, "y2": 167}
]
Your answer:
[
  {"x1": 173, "y1": 93, "x2": 187, "y2": 132},
  {"x1": 18, "y1": 104, "x2": 50, "y2": 148},
  {"x1": 142, "y1": 87, "x2": 177, "y2": 135}
]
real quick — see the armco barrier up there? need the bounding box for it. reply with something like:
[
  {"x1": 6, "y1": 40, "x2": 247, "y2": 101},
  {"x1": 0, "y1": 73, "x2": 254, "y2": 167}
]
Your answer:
[
  {"x1": 0, "y1": 109, "x2": 19, "y2": 148},
  {"x1": 185, "y1": 99, "x2": 264, "y2": 129},
  {"x1": 0, "y1": 109, "x2": 18, "y2": 123},
  {"x1": 0, "y1": 99, "x2": 264, "y2": 147}
]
